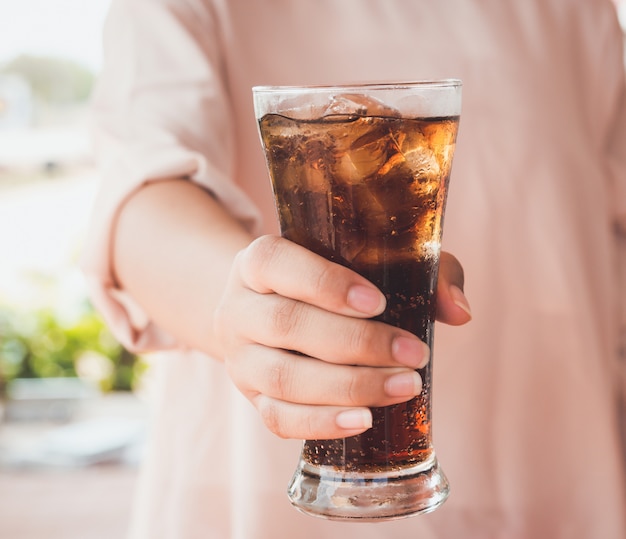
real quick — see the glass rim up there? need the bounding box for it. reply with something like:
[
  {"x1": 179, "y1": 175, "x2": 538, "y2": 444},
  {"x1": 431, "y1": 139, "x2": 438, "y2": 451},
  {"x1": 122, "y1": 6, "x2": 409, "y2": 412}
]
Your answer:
[{"x1": 252, "y1": 79, "x2": 462, "y2": 94}]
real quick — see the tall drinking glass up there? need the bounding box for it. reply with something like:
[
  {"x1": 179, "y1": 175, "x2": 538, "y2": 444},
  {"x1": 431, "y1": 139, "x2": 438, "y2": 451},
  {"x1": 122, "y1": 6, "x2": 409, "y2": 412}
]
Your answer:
[{"x1": 253, "y1": 81, "x2": 462, "y2": 521}]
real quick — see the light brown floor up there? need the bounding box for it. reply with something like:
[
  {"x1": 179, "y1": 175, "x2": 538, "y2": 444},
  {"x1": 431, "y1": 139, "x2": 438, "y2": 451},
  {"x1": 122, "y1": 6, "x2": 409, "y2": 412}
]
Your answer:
[
  {"x1": 0, "y1": 392, "x2": 147, "y2": 539},
  {"x1": 0, "y1": 466, "x2": 138, "y2": 539}
]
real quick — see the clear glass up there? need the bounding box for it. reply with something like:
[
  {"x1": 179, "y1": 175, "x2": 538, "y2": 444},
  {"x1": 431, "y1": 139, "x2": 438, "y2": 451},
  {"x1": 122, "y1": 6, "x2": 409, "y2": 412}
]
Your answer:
[{"x1": 253, "y1": 80, "x2": 462, "y2": 521}]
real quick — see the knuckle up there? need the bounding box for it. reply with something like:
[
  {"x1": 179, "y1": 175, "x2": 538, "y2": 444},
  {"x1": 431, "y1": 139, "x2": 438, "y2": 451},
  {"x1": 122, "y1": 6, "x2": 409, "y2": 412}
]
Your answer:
[
  {"x1": 310, "y1": 262, "x2": 337, "y2": 298},
  {"x1": 269, "y1": 299, "x2": 304, "y2": 340},
  {"x1": 238, "y1": 235, "x2": 283, "y2": 291},
  {"x1": 244, "y1": 235, "x2": 281, "y2": 270},
  {"x1": 343, "y1": 320, "x2": 379, "y2": 360},
  {"x1": 309, "y1": 262, "x2": 353, "y2": 312},
  {"x1": 341, "y1": 367, "x2": 377, "y2": 406},
  {"x1": 256, "y1": 397, "x2": 288, "y2": 439},
  {"x1": 265, "y1": 356, "x2": 294, "y2": 400},
  {"x1": 343, "y1": 374, "x2": 362, "y2": 406},
  {"x1": 302, "y1": 414, "x2": 319, "y2": 439}
]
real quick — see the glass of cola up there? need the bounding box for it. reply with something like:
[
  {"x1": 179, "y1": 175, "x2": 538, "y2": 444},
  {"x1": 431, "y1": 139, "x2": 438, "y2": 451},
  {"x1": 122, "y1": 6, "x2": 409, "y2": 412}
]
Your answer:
[{"x1": 253, "y1": 81, "x2": 462, "y2": 521}]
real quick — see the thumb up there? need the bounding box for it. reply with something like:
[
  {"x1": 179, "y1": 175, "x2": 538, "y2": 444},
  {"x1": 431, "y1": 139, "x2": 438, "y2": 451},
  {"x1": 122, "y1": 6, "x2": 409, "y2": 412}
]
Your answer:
[{"x1": 435, "y1": 252, "x2": 472, "y2": 326}]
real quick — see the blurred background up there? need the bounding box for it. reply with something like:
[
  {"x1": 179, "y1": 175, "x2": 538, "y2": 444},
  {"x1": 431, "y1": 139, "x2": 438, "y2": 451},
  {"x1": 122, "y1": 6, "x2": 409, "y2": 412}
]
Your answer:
[
  {"x1": 0, "y1": 2, "x2": 625, "y2": 539},
  {"x1": 0, "y1": 2, "x2": 150, "y2": 538}
]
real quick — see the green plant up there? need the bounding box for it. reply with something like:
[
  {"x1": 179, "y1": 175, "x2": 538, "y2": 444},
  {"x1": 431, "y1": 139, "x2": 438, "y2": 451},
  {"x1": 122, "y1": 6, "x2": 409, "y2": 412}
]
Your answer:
[{"x1": 0, "y1": 304, "x2": 145, "y2": 395}]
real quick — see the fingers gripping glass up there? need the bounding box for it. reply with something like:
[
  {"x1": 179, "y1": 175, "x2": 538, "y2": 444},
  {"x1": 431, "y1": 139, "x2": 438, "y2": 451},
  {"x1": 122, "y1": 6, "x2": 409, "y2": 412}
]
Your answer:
[{"x1": 253, "y1": 80, "x2": 462, "y2": 521}]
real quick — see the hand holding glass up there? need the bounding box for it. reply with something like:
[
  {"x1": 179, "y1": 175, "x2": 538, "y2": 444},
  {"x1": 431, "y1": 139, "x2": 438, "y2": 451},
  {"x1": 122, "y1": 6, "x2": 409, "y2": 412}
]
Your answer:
[{"x1": 253, "y1": 80, "x2": 461, "y2": 521}]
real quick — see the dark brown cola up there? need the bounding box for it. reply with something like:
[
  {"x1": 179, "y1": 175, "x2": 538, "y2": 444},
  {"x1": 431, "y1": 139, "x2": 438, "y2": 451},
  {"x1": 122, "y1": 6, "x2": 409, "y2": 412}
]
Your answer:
[{"x1": 259, "y1": 111, "x2": 459, "y2": 472}]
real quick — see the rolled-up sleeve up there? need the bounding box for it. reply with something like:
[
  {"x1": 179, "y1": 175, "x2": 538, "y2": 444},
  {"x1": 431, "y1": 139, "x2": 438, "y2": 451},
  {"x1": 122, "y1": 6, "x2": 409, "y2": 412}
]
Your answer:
[{"x1": 81, "y1": 0, "x2": 261, "y2": 352}]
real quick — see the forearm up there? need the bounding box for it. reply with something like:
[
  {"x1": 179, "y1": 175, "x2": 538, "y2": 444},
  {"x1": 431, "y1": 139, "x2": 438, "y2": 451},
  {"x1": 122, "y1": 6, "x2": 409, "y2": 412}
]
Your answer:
[{"x1": 112, "y1": 178, "x2": 253, "y2": 359}]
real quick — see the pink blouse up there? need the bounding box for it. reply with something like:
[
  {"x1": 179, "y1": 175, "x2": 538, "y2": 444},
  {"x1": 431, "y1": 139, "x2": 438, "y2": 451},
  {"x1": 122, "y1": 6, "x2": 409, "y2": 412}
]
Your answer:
[{"x1": 82, "y1": 0, "x2": 626, "y2": 537}]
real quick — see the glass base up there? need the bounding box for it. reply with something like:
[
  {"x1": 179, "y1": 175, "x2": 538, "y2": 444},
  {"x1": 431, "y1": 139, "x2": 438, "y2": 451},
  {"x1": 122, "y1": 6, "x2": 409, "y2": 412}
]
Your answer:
[{"x1": 287, "y1": 453, "x2": 450, "y2": 522}]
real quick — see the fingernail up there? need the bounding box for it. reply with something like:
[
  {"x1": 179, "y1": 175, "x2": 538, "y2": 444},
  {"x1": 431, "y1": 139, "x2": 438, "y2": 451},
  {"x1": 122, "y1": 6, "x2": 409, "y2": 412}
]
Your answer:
[
  {"x1": 347, "y1": 284, "x2": 385, "y2": 314},
  {"x1": 384, "y1": 371, "x2": 422, "y2": 397},
  {"x1": 336, "y1": 409, "x2": 373, "y2": 430},
  {"x1": 392, "y1": 336, "x2": 430, "y2": 368},
  {"x1": 450, "y1": 285, "x2": 472, "y2": 318}
]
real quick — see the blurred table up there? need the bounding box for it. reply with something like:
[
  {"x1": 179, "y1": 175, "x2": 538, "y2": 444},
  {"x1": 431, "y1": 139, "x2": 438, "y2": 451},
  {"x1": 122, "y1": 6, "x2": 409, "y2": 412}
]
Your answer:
[
  {"x1": 0, "y1": 391, "x2": 148, "y2": 539},
  {"x1": 0, "y1": 466, "x2": 138, "y2": 539}
]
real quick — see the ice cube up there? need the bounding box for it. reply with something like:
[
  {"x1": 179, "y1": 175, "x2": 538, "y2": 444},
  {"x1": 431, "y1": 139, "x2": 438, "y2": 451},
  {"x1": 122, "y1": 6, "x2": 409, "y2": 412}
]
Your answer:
[
  {"x1": 381, "y1": 128, "x2": 441, "y2": 197},
  {"x1": 330, "y1": 119, "x2": 393, "y2": 185},
  {"x1": 357, "y1": 131, "x2": 441, "y2": 237},
  {"x1": 268, "y1": 133, "x2": 333, "y2": 195},
  {"x1": 420, "y1": 119, "x2": 458, "y2": 176},
  {"x1": 320, "y1": 93, "x2": 401, "y2": 119},
  {"x1": 403, "y1": 146, "x2": 441, "y2": 197}
]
